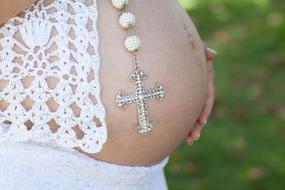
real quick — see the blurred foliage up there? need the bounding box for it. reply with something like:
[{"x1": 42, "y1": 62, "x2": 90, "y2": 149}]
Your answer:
[{"x1": 165, "y1": 0, "x2": 285, "y2": 189}]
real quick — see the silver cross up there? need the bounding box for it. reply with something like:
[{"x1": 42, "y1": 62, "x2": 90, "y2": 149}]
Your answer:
[{"x1": 115, "y1": 68, "x2": 165, "y2": 135}]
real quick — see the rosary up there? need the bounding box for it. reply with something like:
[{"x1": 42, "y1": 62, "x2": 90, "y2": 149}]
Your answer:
[{"x1": 111, "y1": 0, "x2": 165, "y2": 135}]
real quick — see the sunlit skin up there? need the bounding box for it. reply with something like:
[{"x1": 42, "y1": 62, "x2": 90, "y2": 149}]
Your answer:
[{"x1": 0, "y1": 0, "x2": 216, "y2": 166}]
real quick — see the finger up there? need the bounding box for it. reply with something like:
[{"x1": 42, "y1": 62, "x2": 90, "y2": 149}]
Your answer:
[
  {"x1": 185, "y1": 122, "x2": 203, "y2": 144},
  {"x1": 185, "y1": 42, "x2": 217, "y2": 145},
  {"x1": 198, "y1": 61, "x2": 215, "y2": 124}
]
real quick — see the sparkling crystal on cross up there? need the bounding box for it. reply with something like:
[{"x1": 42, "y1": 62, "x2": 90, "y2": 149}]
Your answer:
[{"x1": 115, "y1": 68, "x2": 165, "y2": 135}]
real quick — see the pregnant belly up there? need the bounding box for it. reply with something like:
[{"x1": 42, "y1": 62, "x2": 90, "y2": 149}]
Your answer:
[
  {"x1": 84, "y1": 0, "x2": 208, "y2": 166},
  {"x1": 0, "y1": 0, "x2": 208, "y2": 166}
]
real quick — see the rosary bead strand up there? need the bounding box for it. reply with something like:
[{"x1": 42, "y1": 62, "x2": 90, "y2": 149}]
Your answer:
[
  {"x1": 111, "y1": 0, "x2": 166, "y2": 135},
  {"x1": 111, "y1": 0, "x2": 128, "y2": 10},
  {"x1": 119, "y1": 12, "x2": 136, "y2": 28}
]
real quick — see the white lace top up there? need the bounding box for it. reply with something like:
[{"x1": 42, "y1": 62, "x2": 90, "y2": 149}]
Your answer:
[
  {"x1": 0, "y1": 0, "x2": 107, "y2": 153},
  {"x1": 0, "y1": 138, "x2": 169, "y2": 190}
]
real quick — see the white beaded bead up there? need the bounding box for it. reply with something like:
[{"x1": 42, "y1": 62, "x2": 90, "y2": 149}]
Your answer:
[
  {"x1": 124, "y1": 35, "x2": 141, "y2": 52},
  {"x1": 119, "y1": 12, "x2": 136, "y2": 28},
  {"x1": 111, "y1": 0, "x2": 128, "y2": 10}
]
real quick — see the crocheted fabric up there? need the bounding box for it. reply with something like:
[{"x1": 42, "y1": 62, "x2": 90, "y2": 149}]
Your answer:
[{"x1": 0, "y1": 0, "x2": 107, "y2": 153}]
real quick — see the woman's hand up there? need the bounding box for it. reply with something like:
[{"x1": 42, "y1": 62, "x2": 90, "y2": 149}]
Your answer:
[{"x1": 185, "y1": 44, "x2": 217, "y2": 145}]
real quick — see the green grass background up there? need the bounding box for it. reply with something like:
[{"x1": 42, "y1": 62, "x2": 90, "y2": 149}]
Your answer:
[{"x1": 165, "y1": 0, "x2": 285, "y2": 189}]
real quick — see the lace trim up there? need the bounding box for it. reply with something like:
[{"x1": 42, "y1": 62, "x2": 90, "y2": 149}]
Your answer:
[
  {"x1": 0, "y1": 139, "x2": 169, "y2": 188},
  {"x1": 0, "y1": 0, "x2": 107, "y2": 153}
]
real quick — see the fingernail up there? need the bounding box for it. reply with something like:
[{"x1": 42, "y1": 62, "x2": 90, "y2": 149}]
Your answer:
[
  {"x1": 206, "y1": 47, "x2": 217, "y2": 56},
  {"x1": 187, "y1": 140, "x2": 194, "y2": 146},
  {"x1": 202, "y1": 120, "x2": 207, "y2": 126},
  {"x1": 194, "y1": 134, "x2": 200, "y2": 141}
]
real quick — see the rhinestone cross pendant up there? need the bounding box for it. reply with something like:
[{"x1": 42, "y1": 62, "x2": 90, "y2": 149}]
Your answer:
[{"x1": 115, "y1": 68, "x2": 165, "y2": 135}]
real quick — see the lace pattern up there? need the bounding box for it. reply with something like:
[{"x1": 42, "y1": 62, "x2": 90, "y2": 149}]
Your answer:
[
  {"x1": 0, "y1": 138, "x2": 169, "y2": 190},
  {"x1": 0, "y1": 0, "x2": 107, "y2": 153}
]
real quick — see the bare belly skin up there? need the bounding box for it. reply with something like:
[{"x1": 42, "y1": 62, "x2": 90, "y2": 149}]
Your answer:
[
  {"x1": 87, "y1": 0, "x2": 208, "y2": 166},
  {"x1": 0, "y1": 0, "x2": 208, "y2": 166}
]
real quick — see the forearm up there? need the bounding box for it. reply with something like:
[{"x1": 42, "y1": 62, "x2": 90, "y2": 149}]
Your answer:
[{"x1": 0, "y1": 0, "x2": 37, "y2": 25}]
